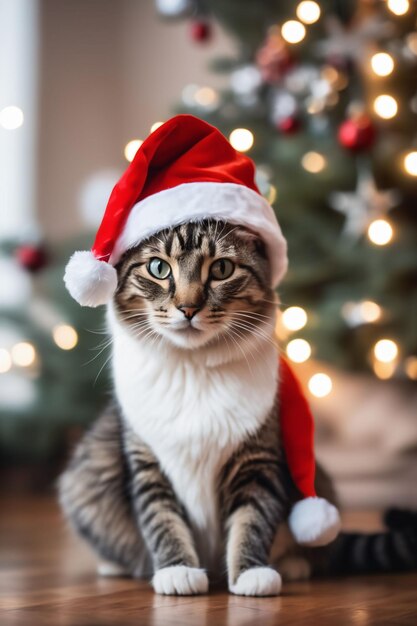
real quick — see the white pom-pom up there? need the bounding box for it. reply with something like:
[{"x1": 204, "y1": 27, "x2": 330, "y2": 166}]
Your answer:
[
  {"x1": 289, "y1": 497, "x2": 341, "y2": 547},
  {"x1": 64, "y1": 250, "x2": 117, "y2": 307}
]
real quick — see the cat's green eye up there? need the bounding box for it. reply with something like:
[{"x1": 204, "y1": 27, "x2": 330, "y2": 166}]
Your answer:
[
  {"x1": 210, "y1": 258, "x2": 235, "y2": 280},
  {"x1": 148, "y1": 258, "x2": 172, "y2": 280}
]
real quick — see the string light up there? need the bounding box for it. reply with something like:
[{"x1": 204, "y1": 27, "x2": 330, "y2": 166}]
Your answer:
[
  {"x1": 193, "y1": 86, "x2": 219, "y2": 109},
  {"x1": 404, "y1": 151, "x2": 417, "y2": 176},
  {"x1": 53, "y1": 325, "x2": 78, "y2": 350},
  {"x1": 406, "y1": 33, "x2": 417, "y2": 55},
  {"x1": 296, "y1": 1, "x2": 321, "y2": 24},
  {"x1": 371, "y1": 52, "x2": 394, "y2": 77},
  {"x1": 359, "y1": 301, "x2": 382, "y2": 323},
  {"x1": 286, "y1": 338, "x2": 311, "y2": 363},
  {"x1": 374, "y1": 339, "x2": 398, "y2": 363},
  {"x1": 124, "y1": 139, "x2": 143, "y2": 162},
  {"x1": 404, "y1": 357, "x2": 417, "y2": 380},
  {"x1": 0, "y1": 348, "x2": 12, "y2": 374},
  {"x1": 150, "y1": 121, "x2": 164, "y2": 133},
  {"x1": 301, "y1": 151, "x2": 327, "y2": 173},
  {"x1": 387, "y1": 0, "x2": 409, "y2": 16},
  {"x1": 229, "y1": 128, "x2": 254, "y2": 152},
  {"x1": 367, "y1": 219, "x2": 393, "y2": 246},
  {"x1": 282, "y1": 306, "x2": 308, "y2": 331},
  {"x1": 0, "y1": 105, "x2": 24, "y2": 130},
  {"x1": 11, "y1": 342, "x2": 36, "y2": 367},
  {"x1": 308, "y1": 373, "x2": 332, "y2": 397},
  {"x1": 281, "y1": 20, "x2": 306, "y2": 44},
  {"x1": 373, "y1": 95, "x2": 398, "y2": 119},
  {"x1": 373, "y1": 360, "x2": 396, "y2": 379}
]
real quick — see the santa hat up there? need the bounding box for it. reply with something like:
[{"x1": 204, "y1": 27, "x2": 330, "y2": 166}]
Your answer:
[
  {"x1": 64, "y1": 114, "x2": 287, "y2": 307},
  {"x1": 279, "y1": 356, "x2": 341, "y2": 546},
  {"x1": 64, "y1": 114, "x2": 340, "y2": 546}
]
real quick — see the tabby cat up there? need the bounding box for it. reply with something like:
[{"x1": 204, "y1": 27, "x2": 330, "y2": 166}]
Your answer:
[{"x1": 59, "y1": 220, "x2": 417, "y2": 596}]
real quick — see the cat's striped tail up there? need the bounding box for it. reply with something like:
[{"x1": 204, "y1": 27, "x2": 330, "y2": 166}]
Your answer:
[{"x1": 325, "y1": 509, "x2": 417, "y2": 575}]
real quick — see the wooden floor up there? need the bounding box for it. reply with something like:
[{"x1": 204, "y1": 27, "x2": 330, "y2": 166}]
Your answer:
[{"x1": 1, "y1": 496, "x2": 417, "y2": 626}]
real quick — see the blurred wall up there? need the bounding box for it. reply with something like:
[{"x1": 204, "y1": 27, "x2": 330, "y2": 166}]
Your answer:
[{"x1": 37, "y1": 0, "x2": 234, "y2": 240}]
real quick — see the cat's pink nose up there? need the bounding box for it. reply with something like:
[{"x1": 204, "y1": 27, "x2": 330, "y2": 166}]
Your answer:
[{"x1": 177, "y1": 305, "x2": 201, "y2": 320}]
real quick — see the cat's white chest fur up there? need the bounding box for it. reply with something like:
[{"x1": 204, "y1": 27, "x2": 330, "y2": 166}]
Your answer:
[{"x1": 108, "y1": 306, "x2": 278, "y2": 566}]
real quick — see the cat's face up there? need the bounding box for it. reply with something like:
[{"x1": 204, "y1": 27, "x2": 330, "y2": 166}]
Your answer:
[{"x1": 114, "y1": 220, "x2": 275, "y2": 350}]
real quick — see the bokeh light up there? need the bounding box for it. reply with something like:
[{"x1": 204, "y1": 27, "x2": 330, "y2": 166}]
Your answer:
[
  {"x1": 0, "y1": 105, "x2": 24, "y2": 130},
  {"x1": 124, "y1": 139, "x2": 143, "y2": 162},
  {"x1": 374, "y1": 339, "x2": 398, "y2": 363},
  {"x1": 296, "y1": 1, "x2": 321, "y2": 24},
  {"x1": 301, "y1": 151, "x2": 327, "y2": 173},
  {"x1": 282, "y1": 307, "x2": 308, "y2": 331},
  {"x1": 53, "y1": 325, "x2": 78, "y2": 351},
  {"x1": 404, "y1": 151, "x2": 417, "y2": 176},
  {"x1": 371, "y1": 52, "x2": 394, "y2": 77},
  {"x1": 373, "y1": 94, "x2": 398, "y2": 119},
  {"x1": 11, "y1": 342, "x2": 36, "y2": 367},
  {"x1": 0, "y1": 348, "x2": 12, "y2": 374},
  {"x1": 229, "y1": 128, "x2": 254, "y2": 152},
  {"x1": 387, "y1": 0, "x2": 409, "y2": 16},
  {"x1": 150, "y1": 121, "x2": 164, "y2": 133},
  {"x1": 286, "y1": 338, "x2": 311, "y2": 363},
  {"x1": 308, "y1": 373, "x2": 332, "y2": 397},
  {"x1": 367, "y1": 219, "x2": 393, "y2": 246},
  {"x1": 281, "y1": 20, "x2": 306, "y2": 44}
]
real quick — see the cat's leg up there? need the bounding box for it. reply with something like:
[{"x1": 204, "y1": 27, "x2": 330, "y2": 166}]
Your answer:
[
  {"x1": 124, "y1": 428, "x2": 208, "y2": 596},
  {"x1": 220, "y1": 421, "x2": 289, "y2": 596},
  {"x1": 59, "y1": 407, "x2": 151, "y2": 578}
]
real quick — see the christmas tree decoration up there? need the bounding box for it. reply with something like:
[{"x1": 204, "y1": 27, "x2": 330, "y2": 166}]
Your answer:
[
  {"x1": 281, "y1": 20, "x2": 306, "y2": 45},
  {"x1": 301, "y1": 151, "x2": 327, "y2": 173},
  {"x1": 255, "y1": 28, "x2": 294, "y2": 84},
  {"x1": 277, "y1": 115, "x2": 301, "y2": 134},
  {"x1": 330, "y1": 170, "x2": 400, "y2": 239},
  {"x1": 338, "y1": 114, "x2": 376, "y2": 152},
  {"x1": 190, "y1": 19, "x2": 212, "y2": 43},
  {"x1": 16, "y1": 243, "x2": 48, "y2": 273},
  {"x1": 370, "y1": 52, "x2": 395, "y2": 77},
  {"x1": 296, "y1": 1, "x2": 321, "y2": 25}
]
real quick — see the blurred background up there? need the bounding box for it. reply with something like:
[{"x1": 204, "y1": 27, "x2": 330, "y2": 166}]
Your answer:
[{"x1": 0, "y1": 0, "x2": 416, "y2": 509}]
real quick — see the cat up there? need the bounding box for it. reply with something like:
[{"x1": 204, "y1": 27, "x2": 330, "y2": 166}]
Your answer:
[{"x1": 59, "y1": 219, "x2": 417, "y2": 596}]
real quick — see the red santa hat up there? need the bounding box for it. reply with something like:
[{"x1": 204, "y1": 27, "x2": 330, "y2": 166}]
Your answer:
[
  {"x1": 64, "y1": 114, "x2": 340, "y2": 546},
  {"x1": 64, "y1": 114, "x2": 287, "y2": 307}
]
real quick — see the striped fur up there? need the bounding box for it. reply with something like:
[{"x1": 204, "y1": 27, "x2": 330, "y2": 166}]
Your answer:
[{"x1": 59, "y1": 219, "x2": 417, "y2": 595}]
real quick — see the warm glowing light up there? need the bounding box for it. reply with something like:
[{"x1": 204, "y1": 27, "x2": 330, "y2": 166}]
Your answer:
[
  {"x1": 0, "y1": 348, "x2": 12, "y2": 374},
  {"x1": 11, "y1": 342, "x2": 36, "y2": 367},
  {"x1": 286, "y1": 338, "x2": 311, "y2": 363},
  {"x1": 406, "y1": 33, "x2": 417, "y2": 55},
  {"x1": 374, "y1": 339, "x2": 398, "y2": 363},
  {"x1": 124, "y1": 139, "x2": 143, "y2": 162},
  {"x1": 150, "y1": 121, "x2": 164, "y2": 133},
  {"x1": 267, "y1": 184, "x2": 277, "y2": 205},
  {"x1": 371, "y1": 52, "x2": 394, "y2": 77},
  {"x1": 229, "y1": 128, "x2": 254, "y2": 152},
  {"x1": 367, "y1": 219, "x2": 393, "y2": 246},
  {"x1": 308, "y1": 373, "x2": 332, "y2": 397},
  {"x1": 373, "y1": 360, "x2": 396, "y2": 379},
  {"x1": 53, "y1": 325, "x2": 78, "y2": 350},
  {"x1": 387, "y1": 0, "x2": 409, "y2": 16},
  {"x1": 404, "y1": 151, "x2": 417, "y2": 176},
  {"x1": 404, "y1": 356, "x2": 417, "y2": 380},
  {"x1": 282, "y1": 307, "x2": 308, "y2": 331},
  {"x1": 281, "y1": 20, "x2": 306, "y2": 44},
  {"x1": 296, "y1": 1, "x2": 321, "y2": 24},
  {"x1": 373, "y1": 94, "x2": 398, "y2": 119},
  {"x1": 194, "y1": 86, "x2": 219, "y2": 109},
  {"x1": 360, "y1": 301, "x2": 382, "y2": 323},
  {"x1": 0, "y1": 105, "x2": 24, "y2": 130},
  {"x1": 301, "y1": 151, "x2": 327, "y2": 173}
]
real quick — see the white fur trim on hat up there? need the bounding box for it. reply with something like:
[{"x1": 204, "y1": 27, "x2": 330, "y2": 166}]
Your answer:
[
  {"x1": 289, "y1": 497, "x2": 341, "y2": 547},
  {"x1": 64, "y1": 250, "x2": 118, "y2": 307},
  {"x1": 109, "y1": 182, "x2": 288, "y2": 288}
]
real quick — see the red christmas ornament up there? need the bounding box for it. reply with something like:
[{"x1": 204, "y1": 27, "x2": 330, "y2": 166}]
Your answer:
[
  {"x1": 16, "y1": 244, "x2": 48, "y2": 272},
  {"x1": 338, "y1": 115, "x2": 376, "y2": 152},
  {"x1": 277, "y1": 116, "x2": 301, "y2": 135},
  {"x1": 190, "y1": 19, "x2": 212, "y2": 43},
  {"x1": 256, "y1": 27, "x2": 295, "y2": 84}
]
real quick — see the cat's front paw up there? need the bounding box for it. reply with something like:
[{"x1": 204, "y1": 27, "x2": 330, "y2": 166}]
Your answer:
[
  {"x1": 152, "y1": 566, "x2": 209, "y2": 595},
  {"x1": 229, "y1": 567, "x2": 282, "y2": 596}
]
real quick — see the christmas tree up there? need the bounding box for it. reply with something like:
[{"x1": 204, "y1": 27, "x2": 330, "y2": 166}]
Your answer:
[{"x1": 156, "y1": 0, "x2": 417, "y2": 387}]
